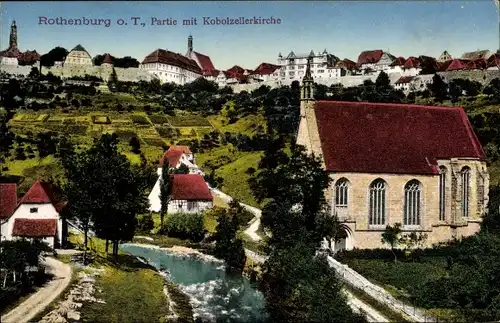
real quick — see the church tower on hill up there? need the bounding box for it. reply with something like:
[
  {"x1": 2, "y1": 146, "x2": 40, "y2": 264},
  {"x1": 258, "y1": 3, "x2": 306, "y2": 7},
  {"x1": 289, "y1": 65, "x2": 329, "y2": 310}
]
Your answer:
[
  {"x1": 9, "y1": 21, "x2": 18, "y2": 49},
  {"x1": 297, "y1": 55, "x2": 323, "y2": 160}
]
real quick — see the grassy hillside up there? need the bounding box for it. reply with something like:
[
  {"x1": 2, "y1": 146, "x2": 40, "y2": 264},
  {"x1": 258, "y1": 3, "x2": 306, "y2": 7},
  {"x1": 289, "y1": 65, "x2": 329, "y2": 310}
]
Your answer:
[{"x1": 5, "y1": 107, "x2": 268, "y2": 207}]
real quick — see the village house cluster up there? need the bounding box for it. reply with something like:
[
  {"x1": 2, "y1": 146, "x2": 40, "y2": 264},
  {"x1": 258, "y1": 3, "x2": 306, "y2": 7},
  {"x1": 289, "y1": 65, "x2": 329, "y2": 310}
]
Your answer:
[{"x1": 1, "y1": 21, "x2": 500, "y2": 92}]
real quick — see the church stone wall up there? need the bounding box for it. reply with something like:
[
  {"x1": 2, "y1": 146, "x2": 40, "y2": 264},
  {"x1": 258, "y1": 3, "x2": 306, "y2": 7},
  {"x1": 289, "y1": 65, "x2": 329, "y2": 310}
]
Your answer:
[{"x1": 327, "y1": 158, "x2": 488, "y2": 249}]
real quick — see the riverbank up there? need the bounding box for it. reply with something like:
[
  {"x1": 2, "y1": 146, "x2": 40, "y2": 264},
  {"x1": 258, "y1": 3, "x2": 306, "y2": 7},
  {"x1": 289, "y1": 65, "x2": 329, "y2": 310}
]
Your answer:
[
  {"x1": 64, "y1": 233, "x2": 195, "y2": 322},
  {"x1": 122, "y1": 243, "x2": 267, "y2": 322}
]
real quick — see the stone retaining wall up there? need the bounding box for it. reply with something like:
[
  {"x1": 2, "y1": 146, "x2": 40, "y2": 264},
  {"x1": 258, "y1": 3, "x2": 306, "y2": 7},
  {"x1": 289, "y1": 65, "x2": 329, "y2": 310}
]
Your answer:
[{"x1": 326, "y1": 256, "x2": 436, "y2": 322}]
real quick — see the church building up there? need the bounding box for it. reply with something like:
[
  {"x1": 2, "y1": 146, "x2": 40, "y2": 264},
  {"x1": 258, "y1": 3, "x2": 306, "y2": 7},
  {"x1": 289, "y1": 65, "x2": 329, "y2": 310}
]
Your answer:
[
  {"x1": 0, "y1": 20, "x2": 40, "y2": 66},
  {"x1": 296, "y1": 56, "x2": 489, "y2": 250}
]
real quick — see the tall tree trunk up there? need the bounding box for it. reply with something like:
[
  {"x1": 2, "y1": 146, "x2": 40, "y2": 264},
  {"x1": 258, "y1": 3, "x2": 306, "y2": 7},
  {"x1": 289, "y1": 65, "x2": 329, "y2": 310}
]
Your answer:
[
  {"x1": 105, "y1": 239, "x2": 109, "y2": 255},
  {"x1": 3, "y1": 271, "x2": 7, "y2": 288},
  {"x1": 160, "y1": 211, "x2": 164, "y2": 228},
  {"x1": 112, "y1": 241, "x2": 119, "y2": 256}
]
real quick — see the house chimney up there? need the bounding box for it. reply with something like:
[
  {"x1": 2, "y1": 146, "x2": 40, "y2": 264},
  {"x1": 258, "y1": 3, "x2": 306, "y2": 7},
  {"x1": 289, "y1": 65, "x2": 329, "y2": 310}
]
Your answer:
[{"x1": 188, "y1": 35, "x2": 193, "y2": 53}]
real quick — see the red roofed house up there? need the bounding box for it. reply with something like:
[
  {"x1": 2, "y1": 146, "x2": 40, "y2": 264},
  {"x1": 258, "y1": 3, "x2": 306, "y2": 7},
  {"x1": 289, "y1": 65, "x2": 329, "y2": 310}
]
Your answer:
[
  {"x1": 0, "y1": 180, "x2": 65, "y2": 249},
  {"x1": 140, "y1": 48, "x2": 202, "y2": 85},
  {"x1": 252, "y1": 63, "x2": 281, "y2": 82},
  {"x1": 393, "y1": 76, "x2": 416, "y2": 93},
  {"x1": 356, "y1": 50, "x2": 384, "y2": 73},
  {"x1": 296, "y1": 58, "x2": 489, "y2": 251},
  {"x1": 148, "y1": 146, "x2": 204, "y2": 212},
  {"x1": 185, "y1": 35, "x2": 218, "y2": 82},
  {"x1": 167, "y1": 174, "x2": 213, "y2": 214}
]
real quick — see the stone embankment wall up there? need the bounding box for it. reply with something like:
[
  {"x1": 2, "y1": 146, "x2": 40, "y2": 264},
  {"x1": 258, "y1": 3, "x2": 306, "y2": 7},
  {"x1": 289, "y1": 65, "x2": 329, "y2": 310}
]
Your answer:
[
  {"x1": 438, "y1": 69, "x2": 500, "y2": 85},
  {"x1": 0, "y1": 63, "x2": 154, "y2": 82},
  {"x1": 326, "y1": 256, "x2": 436, "y2": 322}
]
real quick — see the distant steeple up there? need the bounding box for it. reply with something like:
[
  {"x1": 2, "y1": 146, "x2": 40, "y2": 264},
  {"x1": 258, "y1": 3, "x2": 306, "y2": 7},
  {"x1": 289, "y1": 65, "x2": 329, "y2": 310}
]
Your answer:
[
  {"x1": 9, "y1": 20, "x2": 18, "y2": 49},
  {"x1": 301, "y1": 55, "x2": 314, "y2": 101},
  {"x1": 188, "y1": 34, "x2": 193, "y2": 53}
]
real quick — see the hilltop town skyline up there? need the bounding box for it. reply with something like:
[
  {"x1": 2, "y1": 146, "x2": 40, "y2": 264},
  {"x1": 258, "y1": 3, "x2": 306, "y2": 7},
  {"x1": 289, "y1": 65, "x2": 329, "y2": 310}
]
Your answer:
[{"x1": 1, "y1": 1, "x2": 498, "y2": 69}]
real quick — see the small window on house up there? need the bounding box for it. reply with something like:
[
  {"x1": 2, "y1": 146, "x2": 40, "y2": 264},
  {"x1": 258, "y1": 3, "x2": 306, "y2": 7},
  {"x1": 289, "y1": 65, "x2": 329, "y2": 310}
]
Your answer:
[{"x1": 30, "y1": 207, "x2": 38, "y2": 213}]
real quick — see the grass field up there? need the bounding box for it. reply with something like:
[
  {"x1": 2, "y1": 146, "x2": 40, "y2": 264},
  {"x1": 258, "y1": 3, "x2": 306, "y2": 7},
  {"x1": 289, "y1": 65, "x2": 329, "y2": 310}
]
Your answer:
[{"x1": 344, "y1": 258, "x2": 448, "y2": 301}]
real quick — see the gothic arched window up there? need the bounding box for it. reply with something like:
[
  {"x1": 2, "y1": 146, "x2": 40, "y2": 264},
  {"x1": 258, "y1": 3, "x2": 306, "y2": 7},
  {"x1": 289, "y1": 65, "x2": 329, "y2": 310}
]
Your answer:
[
  {"x1": 461, "y1": 167, "x2": 471, "y2": 218},
  {"x1": 439, "y1": 167, "x2": 447, "y2": 221},
  {"x1": 369, "y1": 179, "x2": 386, "y2": 226},
  {"x1": 334, "y1": 178, "x2": 349, "y2": 219},
  {"x1": 404, "y1": 180, "x2": 422, "y2": 226}
]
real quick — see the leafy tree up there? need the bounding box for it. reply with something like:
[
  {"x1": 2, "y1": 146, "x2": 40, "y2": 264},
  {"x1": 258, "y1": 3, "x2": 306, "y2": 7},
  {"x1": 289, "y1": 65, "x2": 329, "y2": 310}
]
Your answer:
[
  {"x1": 171, "y1": 163, "x2": 189, "y2": 174},
  {"x1": 213, "y1": 203, "x2": 247, "y2": 273},
  {"x1": 314, "y1": 83, "x2": 329, "y2": 100},
  {"x1": 108, "y1": 67, "x2": 118, "y2": 91},
  {"x1": 399, "y1": 231, "x2": 427, "y2": 259},
  {"x1": 381, "y1": 223, "x2": 402, "y2": 262},
  {"x1": 62, "y1": 134, "x2": 149, "y2": 258},
  {"x1": 428, "y1": 74, "x2": 448, "y2": 102},
  {"x1": 448, "y1": 80, "x2": 462, "y2": 103},
  {"x1": 129, "y1": 136, "x2": 141, "y2": 154},
  {"x1": 40, "y1": 47, "x2": 68, "y2": 67},
  {"x1": 159, "y1": 164, "x2": 172, "y2": 227},
  {"x1": 36, "y1": 132, "x2": 58, "y2": 158},
  {"x1": 28, "y1": 67, "x2": 40, "y2": 79},
  {"x1": 136, "y1": 214, "x2": 155, "y2": 233},
  {"x1": 250, "y1": 138, "x2": 365, "y2": 322}
]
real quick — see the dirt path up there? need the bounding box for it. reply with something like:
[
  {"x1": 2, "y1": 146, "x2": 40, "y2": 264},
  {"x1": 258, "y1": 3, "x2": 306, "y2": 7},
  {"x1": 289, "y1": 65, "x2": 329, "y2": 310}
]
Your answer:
[{"x1": 1, "y1": 257, "x2": 72, "y2": 323}]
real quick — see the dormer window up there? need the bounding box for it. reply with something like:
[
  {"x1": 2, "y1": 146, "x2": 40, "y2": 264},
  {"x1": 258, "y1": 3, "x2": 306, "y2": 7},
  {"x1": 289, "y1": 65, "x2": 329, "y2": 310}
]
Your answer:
[{"x1": 30, "y1": 207, "x2": 38, "y2": 213}]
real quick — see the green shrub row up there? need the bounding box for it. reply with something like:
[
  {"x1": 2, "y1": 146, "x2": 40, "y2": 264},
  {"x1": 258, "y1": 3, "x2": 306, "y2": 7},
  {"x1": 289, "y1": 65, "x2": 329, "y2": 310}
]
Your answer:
[{"x1": 160, "y1": 213, "x2": 205, "y2": 242}]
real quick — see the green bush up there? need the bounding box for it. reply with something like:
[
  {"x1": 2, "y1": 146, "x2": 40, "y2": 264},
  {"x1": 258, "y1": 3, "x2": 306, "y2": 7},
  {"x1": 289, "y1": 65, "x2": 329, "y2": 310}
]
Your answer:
[
  {"x1": 161, "y1": 213, "x2": 205, "y2": 242},
  {"x1": 130, "y1": 115, "x2": 150, "y2": 125},
  {"x1": 136, "y1": 214, "x2": 155, "y2": 234}
]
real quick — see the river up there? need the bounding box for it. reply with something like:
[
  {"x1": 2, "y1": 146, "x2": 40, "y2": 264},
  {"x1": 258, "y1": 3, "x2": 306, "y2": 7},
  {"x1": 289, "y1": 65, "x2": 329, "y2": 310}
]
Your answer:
[{"x1": 120, "y1": 244, "x2": 267, "y2": 323}]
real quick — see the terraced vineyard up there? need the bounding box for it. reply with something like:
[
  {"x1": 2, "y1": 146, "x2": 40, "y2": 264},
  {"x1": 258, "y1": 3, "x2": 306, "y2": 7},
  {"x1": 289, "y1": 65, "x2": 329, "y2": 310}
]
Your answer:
[{"x1": 9, "y1": 111, "x2": 215, "y2": 148}]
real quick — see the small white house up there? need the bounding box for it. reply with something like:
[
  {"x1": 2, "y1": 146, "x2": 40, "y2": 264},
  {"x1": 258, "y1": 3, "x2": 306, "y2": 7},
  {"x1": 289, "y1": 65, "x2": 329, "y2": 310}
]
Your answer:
[
  {"x1": 168, "y1": 174, "x2": 213, "y2": 213},
  {"x1": 148, "y1": 173, "x2": 213, "y2": 213},
  {"x1": 0, "y1": 180, "x2": 65, "y2": 248},
  {"x1": 148, "y1": 146, "x2": 204, "y2": 212}
]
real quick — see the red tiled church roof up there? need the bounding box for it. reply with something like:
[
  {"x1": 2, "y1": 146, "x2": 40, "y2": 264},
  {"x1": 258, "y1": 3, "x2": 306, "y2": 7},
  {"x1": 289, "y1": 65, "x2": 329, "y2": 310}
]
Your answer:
[
  {"x1": 193, "y1": 51, "x2": 215, "y2": 73},
  {"x1": 314, "y1": 101, "x2": 485, "y2": 175},
  {"x1": 12, "y1": 218, "x2": 57, "y2": 237},
  {"x1": 142, "y1": 49, "x2": 202, "y2": 74},
  {"x1": 0, "y1": 183, "x2": 17, "y2": 219},
  {"x1": 19, "y1": 180, "x2": 65, "y2": 212},
  {"x1": 357, "y1": 50, "x2": 384, "y2": 66},
  {"x1": 170, "y1": 174, "x2": 212, "y2": 200}
]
